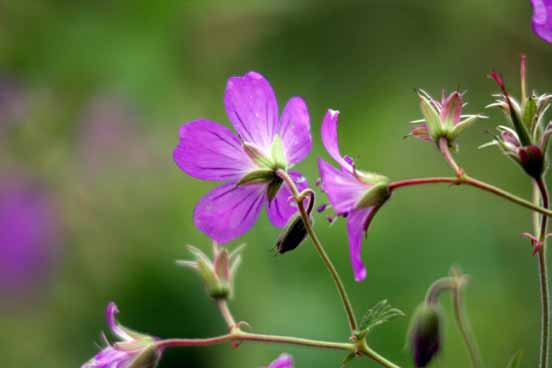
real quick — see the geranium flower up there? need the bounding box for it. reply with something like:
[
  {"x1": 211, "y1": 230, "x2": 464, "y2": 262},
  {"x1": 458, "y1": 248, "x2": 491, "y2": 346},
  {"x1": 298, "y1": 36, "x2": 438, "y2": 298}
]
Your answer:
[
  {"x1": 262, "y1": 353, "x2": 294, "y2": 368},
  {"x1": 408, "y1": 89, "x2": 485, "y2": 146},
  {"x1": 531, "y1": 0, "x2": 552, "y2": 43},
  {"x1": 82, "y1": 302, "x2": 162, "y2": 368},
  {"x1": 174, "y1": 72, "x2": 311, "y2": 243},
  {"x1": 317, "y1": 110, "x2": 390, "y2": 282}
]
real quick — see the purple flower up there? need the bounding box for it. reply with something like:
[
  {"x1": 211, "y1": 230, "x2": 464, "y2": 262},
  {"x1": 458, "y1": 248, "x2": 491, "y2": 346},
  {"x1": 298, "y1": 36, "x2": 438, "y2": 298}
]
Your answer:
[
  {"x1": 262, "y1": 353, "x2": 294, "y2": 368},
  {"x1": 0, "y1": 174, "x2": 57, "y2": 298},
  {"x1": 317, "y1": 110, "x2": 390, "y2": 282},
  {"x1": 531, "y1": 0, "x2": 552, "y2": 43},
  {"x1": 408, "y1": 89, "x2": 484, "y2": 145},
  {"x1": 173, "y1": 72, "x2": 311, "y2": 243},
  {"x1": 82, "y1": 302, "x2": 162, "y2": 368}
]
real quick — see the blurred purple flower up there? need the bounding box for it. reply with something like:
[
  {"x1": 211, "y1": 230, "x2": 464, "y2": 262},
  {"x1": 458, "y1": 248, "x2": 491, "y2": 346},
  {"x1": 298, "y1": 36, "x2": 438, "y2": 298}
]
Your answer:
[
  {"x1": 263, "y1": 353, "x2": 294, "y2": 368},
  {"x1": 174, "y1": 71, "x2": 311, "y2": 243},
  {"x1": 318, "y1": 110, "x2": 390, "y2": 282},
  {"x1": 0, "y1": 75, "x2": 26, "y2": 129},
  {"x1": 82, "y1": 302, "x2": 162, "y2": 368},
  {"x1": 531, "y1": 0, "x2": 552, "y2": 43},
  {"x1": 0, "y1": 174, "x2": 57, "y2": 297},
  {"x1": 78, "y1": 96, "x2": 151, "y2": 173}
]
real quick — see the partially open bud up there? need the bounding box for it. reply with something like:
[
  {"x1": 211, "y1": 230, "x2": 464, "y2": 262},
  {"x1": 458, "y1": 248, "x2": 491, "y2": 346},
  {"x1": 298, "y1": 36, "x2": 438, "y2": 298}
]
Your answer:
[
  {"x1": 408, "y1": 302, "x2": 442, "y2": 367},
  {"x1": 177, "y1": 242, "x2": 243, "y2": 299},
  {"x1": 275, "y1": 214, "x2": 310, "y2": 254}
]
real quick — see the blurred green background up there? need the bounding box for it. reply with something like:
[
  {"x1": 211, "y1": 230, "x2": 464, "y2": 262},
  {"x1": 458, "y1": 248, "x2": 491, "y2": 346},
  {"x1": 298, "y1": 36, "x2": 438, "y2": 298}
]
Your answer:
[{"x1": 1, "y1": 0, "x2": 552, "y2": 366}]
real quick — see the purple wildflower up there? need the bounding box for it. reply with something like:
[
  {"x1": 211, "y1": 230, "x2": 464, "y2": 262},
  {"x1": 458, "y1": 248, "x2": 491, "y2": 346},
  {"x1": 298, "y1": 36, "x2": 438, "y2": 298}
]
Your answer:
[
  {"x1": 82, "y1": 302, "x2": 162, "y2": 368},
  {"x1": 531, "y1": 0, "x2": 552, "y2": 43},
  {"x1": 262, "y1": 353, "x2": 294, "y2": 368},
  {"x1": 0, "y1": 174, "x2": 57, "y2": 298},
  {"x1": 408, "y1": 89, "x2": 485, "y2": 145},
  {"x1": 317, "y1": 110, "x2": 390, "y2": 282},
  {"x1": 173, "y1": 72, "x2": 311, "y2": 243}
]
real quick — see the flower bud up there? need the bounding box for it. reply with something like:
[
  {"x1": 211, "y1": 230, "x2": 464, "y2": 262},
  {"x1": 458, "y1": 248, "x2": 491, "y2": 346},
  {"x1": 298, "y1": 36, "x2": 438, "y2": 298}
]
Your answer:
[
  {"x1": 177, "y1": 243, "x2": 243, "y2": 299},
  {"x1": 275, "y1": 214, "x2": 310, "y2": 254},
  {"x1": 408, "y1": 303, "x2": 442, "y2": 367},
  {"x1": 355, "y1": 181, "x2": 391, "y2": 210},
  {"x1": 519, "y1": 144, "x2": 545, "y2": 179}
]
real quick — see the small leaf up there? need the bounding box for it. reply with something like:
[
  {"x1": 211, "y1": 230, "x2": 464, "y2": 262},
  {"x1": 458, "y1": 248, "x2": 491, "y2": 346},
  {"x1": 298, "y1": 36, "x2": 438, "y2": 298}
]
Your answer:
[
  {"x1": 340, "y1": 352, "x2": 356, "y2": 368},
  {"x1": 360, "y1": 299, "x2": 405, "y2": 332},
  {"x1": 506, "y1": 350, "x2": 523, "y2": 368}
]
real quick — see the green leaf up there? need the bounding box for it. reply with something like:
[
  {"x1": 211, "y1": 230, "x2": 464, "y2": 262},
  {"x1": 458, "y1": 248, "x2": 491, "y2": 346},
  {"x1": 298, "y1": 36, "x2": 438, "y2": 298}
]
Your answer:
[
  {"x1": 505, "y1": 351, "x2": 523, "y2": 368},
  {"x1": 359, "y1": 299, "x2": 405, "y2": 333},
  {"x1": 340, "y1": 352, "x2": 356, "y2": 368}
]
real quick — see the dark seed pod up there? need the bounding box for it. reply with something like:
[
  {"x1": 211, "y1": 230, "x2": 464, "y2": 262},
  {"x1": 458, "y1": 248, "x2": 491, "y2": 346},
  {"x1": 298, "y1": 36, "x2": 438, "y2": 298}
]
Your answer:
[
  {"x1": 275, "y1": 214, "x2": 311, "y2": 254},
  {"x1": 519, "y1": 144, "x2": 544, "y2": 179}
]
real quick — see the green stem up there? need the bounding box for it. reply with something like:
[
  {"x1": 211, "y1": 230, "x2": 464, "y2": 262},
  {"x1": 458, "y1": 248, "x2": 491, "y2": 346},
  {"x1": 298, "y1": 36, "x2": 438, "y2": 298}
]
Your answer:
[
  {"x1": 217, "y1": 299, "x2": 236, "y2": 330},
  {"x1": 156, "y1": 330, "x2": 355, "y2": 352},
  {"x1": 535, "y1": 178, "x2": 550, "y2": 368},
  {"x1": 451, "y1": 279, "x2": 483, "y2": 368},
  {"x1": 276, "y1": 169, "x2": 359, "y2": 332},
  {"x1": 389, "y1": 176, "x2": 552, "y2": 217}
]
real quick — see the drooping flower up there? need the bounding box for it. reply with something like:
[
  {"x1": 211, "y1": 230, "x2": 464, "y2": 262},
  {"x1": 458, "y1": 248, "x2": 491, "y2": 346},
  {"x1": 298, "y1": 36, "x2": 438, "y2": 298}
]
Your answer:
[
  {"x1": 408, "y1": 89, "x2": 485, "y2": 146},
  {"x1": 82, "y1": 302, "x2": 162, "y2": 368},
  {"x1": 531, "y1": 0, "x2": 552, "y2": 43},
  {"x1": 0, "y1": 173, "x2": 57, "y2": 299},
  {"x1": 317, "y1": 110, "x2": 390, "y2": 282},
  {"x1": 173, "y1": 72, "x2": 311, "y2": 243},
  {"x1": 483, "y1": 58, "x2": 552, "y2": 179},
  {"x1": 262, "y1": 353, "x2": 294, "y2": 368}
]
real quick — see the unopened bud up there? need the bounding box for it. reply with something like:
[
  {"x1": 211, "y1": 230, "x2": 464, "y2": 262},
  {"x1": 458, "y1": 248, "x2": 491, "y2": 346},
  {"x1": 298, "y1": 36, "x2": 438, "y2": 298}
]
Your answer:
[
  {"x1": 519, "y1": 144, "x2": 544, "y2": 179},
  {"x1": 408, "y1": 303, "x2": 442, "y2": 368},
  {"x1": 275, "y1": 214, "x2": 311, "y2": 254}
]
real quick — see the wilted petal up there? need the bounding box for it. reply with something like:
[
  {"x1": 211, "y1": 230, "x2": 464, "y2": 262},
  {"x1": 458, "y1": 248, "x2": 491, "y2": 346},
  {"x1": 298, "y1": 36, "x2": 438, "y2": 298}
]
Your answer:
[
  {"x1": 531, "y1": 0, "x2": 552, "y2": 43},
  {"x1": 174, "y1": 120, "x2": 255, "y2": 181},
  {"x1": 106, "y1": 302, "x2": 133, "y2": 342},
  {"x1": 194, "y1": 182, "x2": 266, "y2": 243},
  {"x1": 279, "y1": 97, "x2": 311, "y2": 165},
  {"x1": 409, "y1": 124, "x2": 432, "y2": 142},
  {"x1": 225, "y1": 71, "x2": 279, "y2": 150},
  {"x1": 266, "y1": 170, "x2": 308, "y2": 227},
  {"x1": 321, "y1": 109, "x2": 352, "y2": 169},
  {"x1": 267, "y1": 353, "x2": 294, "y2": 368},
  {"x1": 440, "y1": 92, "x2": 463, "y2": 126},
  {"x1": 317, "y1": 158, "x2": 369, "y2": 215}
]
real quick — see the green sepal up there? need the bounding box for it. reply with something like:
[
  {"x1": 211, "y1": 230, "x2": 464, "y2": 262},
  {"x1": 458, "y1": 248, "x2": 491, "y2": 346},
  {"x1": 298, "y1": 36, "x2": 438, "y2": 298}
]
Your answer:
[
  {"x1": 266, "y1": 177, "x2": 283, "y2": 202},
  {"x1": 271, "y1": 135, "x2": 287, "y2": 170},
  {"x1": 523, "y1": 96, "x2": 537, "y2": 132},
  {"x1": 355, "y1": 182, "x2": 391, "y2": 210},
  {"x1": 419, "y1": 93, "x2": 442, "y2": 138},
  {"x1": 243, "y1": 142, "x2": 274, "y2": 168},
  {"x1": 340, "y1": 352, "x2": 356, "y2": 368},
  {"x1": 237, "y1": 169, "x2": 275, "y2": 186},
  {"x1": 505, "y1": 351, "x2": 523, "y2": 368},
  {"x1": 508, "y1": 99, "x2": 532, "y2": 146},
  {"x1": 128, "y1": 345, "x2": 162, "y2": 368}
]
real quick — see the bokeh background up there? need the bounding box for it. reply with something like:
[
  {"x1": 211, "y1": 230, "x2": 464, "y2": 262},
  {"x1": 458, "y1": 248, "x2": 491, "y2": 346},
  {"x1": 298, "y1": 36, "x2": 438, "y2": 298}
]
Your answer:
[{"x1": 1, "y1": 0, "x2": 552, "y2": 366}]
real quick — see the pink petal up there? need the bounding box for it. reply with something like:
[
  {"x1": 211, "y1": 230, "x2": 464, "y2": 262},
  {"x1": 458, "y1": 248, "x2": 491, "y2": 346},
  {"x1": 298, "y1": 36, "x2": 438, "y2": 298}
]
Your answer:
[
  {"x1": 106, "y1": 302, "x2": 132, "y2": 341},
  {"x1": 346, "y1": 208, "x2": 373, "y2": 282},
  {"x1": 279, "y1": 97, "x2": 311, "y2": 165},
  {"x1": 267, "y1": 353, "x2": 294, "y2": 368},
  {"x1": 266, "y1": 170, "x2": 308, "y2": 227},
  {"x1": 173, "y1": 120, "x2": 255, "y2": 181},
  {"x1": 321, "y1": 109, "x2": 352, "y2": 170},
  {"x1": 194, "y1": 182, "x2": 266, "y2": 243},
  {"x1": 531, "y1": 0, "x2": 552, "y2": 43},
  {"x1": 317, "y1": 158, "x2": 370, "y2": 215},
  {"x1": 224, "y1": 71, "x2": 279, "y2": 151}
]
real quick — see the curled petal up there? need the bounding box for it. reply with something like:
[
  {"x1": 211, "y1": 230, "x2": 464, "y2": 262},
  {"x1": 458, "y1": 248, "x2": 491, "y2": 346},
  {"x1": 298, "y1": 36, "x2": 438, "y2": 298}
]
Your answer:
[
  {"x1": 266, "y1": 170, "x2": 308, "y2": 227},
  {"x1": 224, "y1": 71, "x2": 279, "y2": 151},
  {"x1": 267, "y1": 353, "x2": 294, "y2": 368},
  {"x1": 279, "y1": 97, "x2": 311, "y2": 165},
  {"x1": 321, "y1": 109, "x2": 353, "y2": 170},
  {"x1": 173, "y1": 120, "x2": 255, "y2": 181},
  {"x1": 194, "y1": 182, "x2": 266, "y2": 243},
  {"x1": 317, "y1": 158, "x2": 369, "y2": 214},
  {"x1": 347, "y1": 206, "x2": 382, "y2": 282},
  {"x1": 408, "y1": 124, "x2": 432, "y2": 142},
  {"x1": 531, "y1": 0, "x2": 552, "y2": 43},
  {"x1": 106, "y1": 302, "x2": 132, "y2": 342}
]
